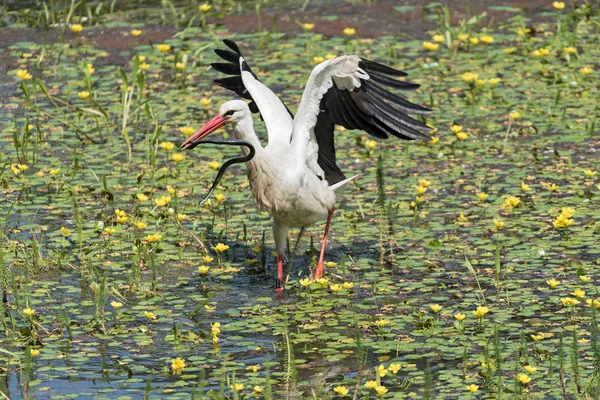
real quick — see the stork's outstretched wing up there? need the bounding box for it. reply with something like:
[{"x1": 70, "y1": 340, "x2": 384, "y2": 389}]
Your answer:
[
  {"x1": 291, "y1": 56, "x2": 432, "y2": 185},
  {"x1": 211, "y1": 40, "x2": 293, "y2": 149}
]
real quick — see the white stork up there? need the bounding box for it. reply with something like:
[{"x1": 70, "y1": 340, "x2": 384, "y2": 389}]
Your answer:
[{"x1": 181, "y1": 40, "x2": 432, "y2": 294}]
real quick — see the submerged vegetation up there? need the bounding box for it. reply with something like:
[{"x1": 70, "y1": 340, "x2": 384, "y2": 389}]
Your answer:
[{"x1": 0, "y1": 0, "x2": 599, "y2": 398}]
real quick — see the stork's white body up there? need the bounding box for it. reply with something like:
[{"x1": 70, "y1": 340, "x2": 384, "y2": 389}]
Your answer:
[{"x1": 229, "y1": 106, "x2": 353, "y2": 254}]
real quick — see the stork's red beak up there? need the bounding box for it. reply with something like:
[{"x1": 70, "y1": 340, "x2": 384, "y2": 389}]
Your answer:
[{"x1": 180, "y1": 114, "x2": 228, "y2": 149}]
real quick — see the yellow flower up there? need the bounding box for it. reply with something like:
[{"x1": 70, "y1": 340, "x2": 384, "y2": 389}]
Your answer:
[
  {"x1": 213, "y1": 243, "x2": 229, "y2": 253},
  {"x1": 303, "y1": 23, "x2": 314, "y2": 31},
  {"x1": 78, "y1": 91, "x2": 90, "y2": 99},
  {"x1": 329, "y1": 284, "x2": 341, "y2": 293},
  {"x1": 137, "y1": 193, "x2": 148, "y2": 201},
  {"x1": 203, "y1": 256, "x2": 214, "y2": 263},
  {"x1": 60, "y1": 226, "x2": 71, "y2": 236},
  {"x1": 111, "y1": 301, "x2": 123, "y2": 309},
  {"x1": 419, "y1": 179, "x2": 432, "y2": 187},
  {"x1": 374, "y1": 319, "x2": 390, "y2": 328},
  {"x1": 315, "y1": 277, "x2": 329, "y2": 285},
  {"x1": 517, "y1": 373, "x2": 531, "y2": 384},
  {"x1": 481, "y1": 35, "x2": 494, "y2": 44},
  {"x1": 531, "y1": 334, "x2": 544, "y2": 342},
  {"x1": 553, "y1": 214, "x2": 573, "y2": 228},
  {"x1": 177, "y1": 213, "x2": 188, "y2": 221},
  {"x1": 524, "y1": 365, "x2": 537, "y2": 373},
  {"x1": 139, "y1": 63, "x2": 150, "y2": 71},
  {"x1": 572, "y1": 288, "x2": 585, "y2": 298},
  {"x1": 253, "y1": 386, "x2": 263, "y2": 394},
  {"x1": 562, "y1": 207, "x2": 577, "y2": 219},
  {"x1": 144, "y1": 311, "x2": 157, "y2": 320},
  {"x1": 509, "y1": 111, "x2": 522, "y2": 120},
  {"x1": 458, "y1": 33, "x2": 469, "y2": 42},
  {"x1": 546, "y1": 279, "x2": 561, "y2": 288},
  {"x1": 376, "y1": 364, "x2": 388, "y2": 377},
  {"x1": 48, "y1": 168, "x2": 60, "y2": 176},
  {"x1": 104, "y1": 227, "x2": 116, "y2": 235},
  {"x1": 342, "y1": 282, "x2": 354, "y2": 289},
  {"x1": 415, "y1": 185, "x2": 427, "y2": 195},
  {"x1": 138, "y1": 55, "x2": 147, "y2": 62},
  {"x1": 160, "y1": 142, "x2": 174, "y2": 151},
  {"x1": 203, "y1": 161, "x2": 221, "y2": 171},
  {"x1": 214, "y1": 193, "x2": 227, "y2": 202},
  {"x1": 374, "y1": 385, "x2": 388, "y2": 396},
  {"x1": 454, "y1": 312, "x2": 466, "y2": 321},
  {"x1": 488, "y1": 77, "x2": 501, "y2": 85},
  {"x1": 430, "y1": 136, "x2": 439, "y2": 144},
  {"x1": 430, "y1": 304, "x2": 442, "y2": 313},
  {"x1": 135, "y1": 221, "x2": 147, "y2": 230},
  {"x1": 422, "y1": 41, "x2": 439, "y2": 51},
  {"x1": 476, "y1": 192, "x2": 488, "y2": 201},
  {"x1": 131, "y1": 29, "x2": 142, "y2": 36},
  {"x1": 10, "y1": 164, "x2": 20, "y2": 175},
  {"x1": 30, "y1": 348, "x2": 41, "y2": 357},
  {"x1": 389, "y1": 363, "x2": 401, "y2": 373},
  {"x1": 553, "y1": 1, "x2": 565, "y2": 9},
  {"x1": 157, "y1": 44, "x2": 171, "y2": 52},
  {"x1": 179, "y1": 127, "x2": 194, "y2": 136},
  {"x1": 17, "y1": 164, "x2": 28, "y2": 171},
  {"x1": 501, "y1": 195, "x2": 520, "y2": 210},
  {"x1": 167, "y1": 186, "x2": 176, "y2": 195},
  {"x1": 563, "y1": 46, "x2": 577, "y2": 54},
  {"x1": 365, "y1": 139, "x2": 377, "y2": 149},
  {"x1": 299, "y1": 278, "x2": 312, "y2": 287},
  {"x1": 232, "y1": 383, "x2": 244, "y2": 391},
  {"x1": 543, "y1": 182, "x2": 559, "y2": 192},
  {"x1": 466, "y1": 384, "x2": 479, "y2": 393},
  {"x1": 70, "y1": 24, "x2": 83, "y2": 33},
  {"x1": 521, "y1": 182, "x2": 531, "y2": 191},
  {"x1": 198, "y1": 265, "x2": 209, "y2": 274},
  {"x1": 580, "y1": 275, "x2": 590, "y2": 283},
  {"x1": 200, "y1": 97, "x2": 211, "y2": 106},
  {"x1": 86, "y1": 63, "x2": 95, "y2": 74},
  {"x1": 325, "y1": 261, "x2": 337, "y2": 268},
  {"x1": 325, "y1": 53, "x2": 337, "y2": 59},
  {"x1": 310, "y1": 56, "x2": 324, "y2": 64},
  {"x1": 493, "y1": 218, "x2": 504, "y2": 230},
  {"x1": 171, "y1": 357, "x2": 185, "y2": 373},
  {"x1": 23, "y1": 307, "x2": 36, "y2": 317},
  {"x1": 580, "y1": 66, "x2": 593, "y2": 75},
  {"x1": 560, "y1": 297, "x2": 579, "y2": 306},
  {"x1": 450, "y1": 124, "x2": 463, "y2": 134},
  {"x1": 171, "y1": 153, "x2": 185, "y2": 162},
  {"x1": 343, "y1": 27, "x2": 356, "y2": 36},
  {"x1": 176, "y1": 62, "x2": 185, "y2": 70},
  {"x1": 432, "y1": 34, "x2": 445, "y2": 43},
  {"x1": 247, "y1": 364, "x2": 260, "y2": 372},
  {"x1": 583, "y1": 169, "x2": 596, "y2": 177},
  {"x1": 205, "y1": 305, "x2": 215, "y2": 312},
  {"x1": 456, "y1": 212, "x2": 468, "y2": 222},
  {"x1": 145, "y1": 233, "x2": 162, "y2": 243},
  {"x1": 199, "y1": 3, "x2": 211, "y2": 12},
  {"x1": 333, "y1": 386, "x2": 349, "y2": 395},
  {"x1": 461, "y1": 72, "x2": 479, "y2": 83},
  {"x1": 469, "y1": 37, "x2": 479, "y2": 45},
  {"x1": 16, "y1": 69, "x2": 32, "y2": 80},
  {"x1": 27, "y1": 124, "x2": 34, "y2": 131},
  {"x1": 473, "y1": 306, "x2": 489, "y2": 318},
  {"x1": 364, "y1": 380, "x2": 378, "y2": 389}
]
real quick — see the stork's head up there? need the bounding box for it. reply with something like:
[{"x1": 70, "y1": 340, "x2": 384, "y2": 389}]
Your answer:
[{"x1": 181, "y1": 100, "x2": 250, "y2": 149}]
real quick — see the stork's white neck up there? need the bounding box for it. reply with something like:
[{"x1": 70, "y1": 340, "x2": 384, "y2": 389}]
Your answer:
[{"x1": 233, "y1": 113, "x2": 262, "y2": 156}]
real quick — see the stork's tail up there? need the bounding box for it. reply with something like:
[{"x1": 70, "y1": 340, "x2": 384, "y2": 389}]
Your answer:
[{"x1": 330, "y1": 174, "x2": 360, "y2": 202}]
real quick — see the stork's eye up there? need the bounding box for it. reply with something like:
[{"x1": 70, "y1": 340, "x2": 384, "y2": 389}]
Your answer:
[{"x1": 223, "y1": 110, "x2": 236, "y2": 117}]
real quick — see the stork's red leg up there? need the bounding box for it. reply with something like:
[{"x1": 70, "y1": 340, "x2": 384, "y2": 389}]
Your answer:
[
  {"x1": 275, "y1": 252, "x2": 284, "y2": 295},
  {"x1": 314, "y1": 208, "x2": 334, "y2": 279}
]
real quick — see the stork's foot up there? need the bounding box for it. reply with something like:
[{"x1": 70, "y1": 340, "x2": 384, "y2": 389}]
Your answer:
[
  {"x1": 275, "y1": 278, "x2": 285, "y2": 296},
  {"x1": 314, "y1": 262, "x2": 325, "y2": 280}
]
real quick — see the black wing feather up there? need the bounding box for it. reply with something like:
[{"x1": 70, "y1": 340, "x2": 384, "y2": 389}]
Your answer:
[
  {"x1": 212, "y1": 40, "x2": 293, "y2": 122},
  {"x1": 313, "y1": 58, "x2": 432, "y2": 185}
]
